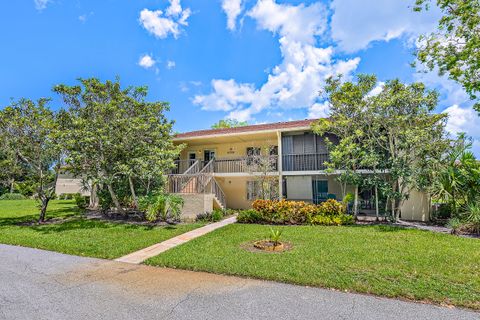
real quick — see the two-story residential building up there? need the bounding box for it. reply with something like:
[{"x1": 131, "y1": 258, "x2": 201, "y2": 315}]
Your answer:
[{"x1": 170, "y1": 119, "x2": 431, "y2": 221}]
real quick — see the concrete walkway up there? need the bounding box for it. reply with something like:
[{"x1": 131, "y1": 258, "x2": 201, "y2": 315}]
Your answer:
[
  {"x1": 1, "y1": 244, "x2": 478, "y2": 320},
  {"x1": 115, "y1": 216, "x2": 237, "y2": 264}
]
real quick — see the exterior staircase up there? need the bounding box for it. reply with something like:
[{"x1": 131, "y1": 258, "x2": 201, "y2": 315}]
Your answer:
[{"x1": 168, "y1": 159, "x2": 226, "y2": 213}]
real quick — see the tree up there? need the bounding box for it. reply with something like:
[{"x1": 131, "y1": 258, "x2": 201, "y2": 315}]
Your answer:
[
  {"x1": 246, "y1": 146, "x2": 279, "y2": 200},
  {"x1": 211, "y1": 119, "x2": 248, "y2": 129},
  {"x1": 0, "y1": 98, "x2": 62, "y2": 222},
  {"x1": 313, "y1": 74, "x2": 378, "y2": 218},
  {"x1": 414, "y1": 0, "x2": 480, "y2": 111},
  {"x1": 313, "y1": 74, "x2": 449, "y2": 221},
  {"x1": 431, "y1": 134, "x2": 480, "y2": 216},
  {"x1": 54, "y1": 78, "x2": 182, "y2": 214}
]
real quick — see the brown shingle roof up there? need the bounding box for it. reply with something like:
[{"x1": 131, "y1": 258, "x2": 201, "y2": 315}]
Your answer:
[{"x1": 174, "y1": 119, "x2": 317, "y2": 139}]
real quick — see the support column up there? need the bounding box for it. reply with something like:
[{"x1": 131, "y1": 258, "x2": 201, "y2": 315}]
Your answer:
[{"x1": 277, "y1": 130, "x2": 283, "y2": 199}]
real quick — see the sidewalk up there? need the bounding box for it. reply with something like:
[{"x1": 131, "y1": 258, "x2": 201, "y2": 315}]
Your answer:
[{"x1": 115, "y1": 216, "x2": 237, "y2": 264}]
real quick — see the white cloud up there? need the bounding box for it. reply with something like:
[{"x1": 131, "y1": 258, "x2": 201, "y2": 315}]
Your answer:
[
  {"x1": 139, "y1": 0, "x2": 191, "y2": 39},
  {"x1": 34, "y1": 0, "x2": 50, "y2": 11},
  {"x1": 222, "y1": 0, "x2": 243, "y2": 31},
  {"x1": 248, "y1": 0, "x2": 326, "y2": 44},
  {"x1": 166, "y1": 60, "x2": 176, "y2": 69},
  {"x1": 308, "y1": 101, "x2": 331, "y2": 119},
  {"x1": 444, "y1": 105, "x2": 480, "y2": 155},
  {"x1": 330, "y1": 0, "x2": 440, "y2": 52},
  {"x1": 194, "y1": 0, "x2": 360, "y2": 121},
  {"x1": 138, "y1": 54, "x2": 156, "y2": 69},
  {"x1": 414, "y1": 69, "x2": 470, "y2": 107}
]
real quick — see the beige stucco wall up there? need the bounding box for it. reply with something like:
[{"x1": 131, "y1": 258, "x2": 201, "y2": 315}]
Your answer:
[
  {"x1": 55, "y1": 178, "x2": 89, "y2": 196},
  {"x1": 215, "y1": 176, "x2": 252, "y2": 209},
  {"x1": 400, "y1": 189, "x2": 431, "y2": 222},
  {"x1": 178, "y1": 193, "x2": 215, "y2": 221}
]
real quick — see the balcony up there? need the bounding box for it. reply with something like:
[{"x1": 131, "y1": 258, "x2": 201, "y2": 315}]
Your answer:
[
  {"x1": 173, "y1": 154, "x2": 330, "y2": 174},
  {"x1": 214, "y1": 156, "x2": 278, "y2": 173},
  {"x1": 282, "y1": 153, "x2": 329, "y2": 171}
]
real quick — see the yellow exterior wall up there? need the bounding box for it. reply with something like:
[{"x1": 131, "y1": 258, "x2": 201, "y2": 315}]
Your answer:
[
  {"x1": 179, "y1": 139, "x2": 278, "y2": 161},
  {"x1": 214, "y1": 176, "x2": 252, "y2": 209}
]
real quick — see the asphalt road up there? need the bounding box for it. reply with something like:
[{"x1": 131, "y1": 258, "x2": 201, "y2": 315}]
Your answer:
[{"x1": 0, "y1": 244, "x2": 478, "y2": 320}]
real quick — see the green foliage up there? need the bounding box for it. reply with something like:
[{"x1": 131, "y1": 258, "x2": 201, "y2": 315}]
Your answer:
[
  {"x1": 236, "y1": 209, "x2": 263, "y2": 223},
  {"x1": 54, "y1": 78, "x2": 182, "y2": 213},
  {"x1": 447, "y1": 217, "x2": 462, "y2": 234},
  {"x1": 147, "y1": 223, "x2": 480, "y2": 310},
  {"x1": 310, "y1": 214, "x2": 354, "y2": 226},
  {"x1": 268, "y1": 227, "x2": 283, "y2": 245},
  {"x1": 73, "y1": 193, "x2": 89, "y2": 210},
  {"x1": 13, "y1": 181, "x2": 36, "y2": 197},
  {"x1": 196, "y1": 209, "x2": 224, "y2": 222},
  {"x1": 138, "y1": 193, "x2": 184, "y2": 223},
  {"x1": 463, "y1": 202, "x2": 480, "y2": 235},
  {"x1": 211, "y1": 119, "x2": 248, "y2": 129},
  {"x1": 0, "y1": 193, "x2": 27, "y2": 200},
  {"x1": 0, "y1": 98, "x2": 63, "y2": 222},
  {"x1": 342, "y1": 192, "x2": 354, "y2": 204},
  {"x1": 0, "y1": 199, "x2": 202, "y2": 259},
  {"x1": 414, "y1": 0, "x2": 480, "y2": 110},
  {"x1": 313, "y1": 74, "x2": 449, "y2": 220},
  {"x1": 242, "y1": 199, "x2": 352, "y2": 226},
  {"x1": 211, "y1": 209, "x2": 224, "y2": 222}
]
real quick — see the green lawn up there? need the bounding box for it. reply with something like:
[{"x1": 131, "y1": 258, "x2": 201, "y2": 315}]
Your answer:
[
  {"x1": 0, "y1": 200, "x2": 202, "y2": 259},
  {"x1": 146, "y1": 223, "x2": 480, "y2": 310}
]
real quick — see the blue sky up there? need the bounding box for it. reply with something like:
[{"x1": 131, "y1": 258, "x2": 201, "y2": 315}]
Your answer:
[{"x1": 1, "y1": 0, "x2": 479, "y2": 153}]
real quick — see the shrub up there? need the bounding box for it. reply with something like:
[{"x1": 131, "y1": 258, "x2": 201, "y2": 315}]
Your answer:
[
  {"x1": 237, "y1": 209, "x2": 263, "y2": 223},
  {"x1": 447, "y1": 217, "x2": 462, "y2": 234},
  {"x1": 463, "y1": 203, "x2": 480, "y2": 234},
  {"x1": 198, "y1": 209, "x2": 225, "y2": 222},
  {"x1": 252, "y1": 199, "x2": 317, "y2": 224},
  {"x1": 317, "y1": 199, "x2": 346, "y2": 216},
  {"x1": 138, "y1": 193, "x2": 184, "y2": 222},
  {"x1": 74, "y1": 193, "x2": 89, "y2": 210},
  {"x1": 0, "y1": 193, "x2": 26, "y2": 200},
  {"x1": 211, "y1": 209, "x2": 224, "y2": 222},
  {"x1": 251, "y1": 199, "x2": 349, "y2": 225}
]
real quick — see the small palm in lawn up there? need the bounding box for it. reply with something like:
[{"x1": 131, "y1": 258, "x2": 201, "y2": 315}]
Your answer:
[{"x1": 269, "y1": 227, "x2": 283, "y2": 247}]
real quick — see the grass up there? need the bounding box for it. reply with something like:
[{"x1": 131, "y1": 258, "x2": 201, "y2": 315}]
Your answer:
[
  {"x1": 146, "y1": 223, "x2": 480, "y2": 310},
  {"x1": 0, "y1": 200, "x2": 202, "y2": 259}
]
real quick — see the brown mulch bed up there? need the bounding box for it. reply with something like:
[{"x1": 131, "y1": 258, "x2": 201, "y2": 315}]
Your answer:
[
  {"x1": 83, "y1": 210, "x2": 182, "y2": 226},
  {"x1": 240, "y1": 240, "x2": 293, "y2": 254}
]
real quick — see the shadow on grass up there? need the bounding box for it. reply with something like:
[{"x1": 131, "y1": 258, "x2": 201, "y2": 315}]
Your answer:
[
  {"x1": 28, "y1": 218, "x2": 165, "y2": 234},
  {"x1": 0, "y1": 207, "x2": 81, "y2": 227}
]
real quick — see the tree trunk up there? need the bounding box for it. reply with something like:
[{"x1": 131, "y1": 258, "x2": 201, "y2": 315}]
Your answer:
[
  {"x1": 9, "y1": 178, "x2": 15, "y2": 193},
  {"x1": 128, "y1": 176, "x2": 138, "y2": 209},
  {"x1": 39, "y1": 197, "x2": 49, "y2": 223},
  {"x1": 375, "y1": 185, "x2": 379, "y2": 222},
  {"x1": 89, "y1": 183, "x2": 99, "y2": 210},
  {"x1": 107, "y1": 183, "x2": 125, "y2": 214},
  {"x1": 354, "y1": 185, "x2": 359, "y2": 219}
]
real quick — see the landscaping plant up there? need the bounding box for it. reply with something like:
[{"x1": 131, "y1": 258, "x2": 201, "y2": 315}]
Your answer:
[
  {"x1": 268, "y1": 227, "x2": 283, "y2": 246},
  {"x1": 238, "y1": 199, "x2": 353, "y2": 226},
  {"x1": 139, "y1": 192, "x2": 184, "y2": 223}
]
